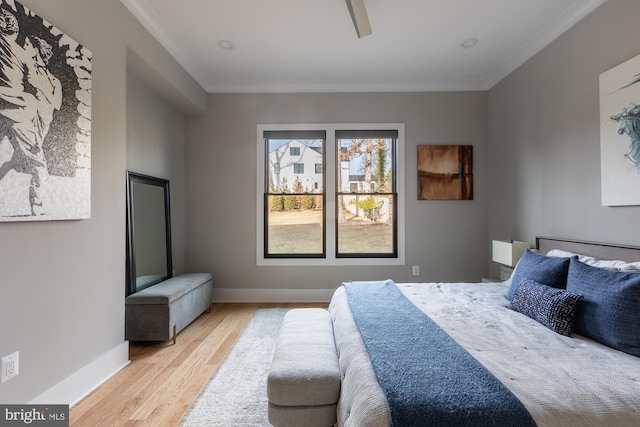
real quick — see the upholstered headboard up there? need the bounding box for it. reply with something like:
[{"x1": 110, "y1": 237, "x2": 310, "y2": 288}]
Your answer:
[{"x1": 536, "y1": 236, "x2": 640, "y2": 263}]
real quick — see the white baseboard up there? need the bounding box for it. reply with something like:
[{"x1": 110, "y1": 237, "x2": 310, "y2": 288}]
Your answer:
[
  {"x1": 212, "y1": 288, "x2": 336, "y2": 303},
  {"x1": 30, "y1": 341, "x2": 130, "y2": 407}
]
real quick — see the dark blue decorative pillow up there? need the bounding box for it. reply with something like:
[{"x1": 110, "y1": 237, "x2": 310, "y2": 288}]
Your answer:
[
  {"x1": 566, "y1": 258, "x2": 640, "y2": 357},
  {"x1": 506, "y1": 249, "x2": 574, "y2": 301},
  {"x1": 510, "y1": 277, "x2": 583, "y2": 336}
]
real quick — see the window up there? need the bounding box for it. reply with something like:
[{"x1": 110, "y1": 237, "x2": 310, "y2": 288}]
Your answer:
[
  {"x1": 336, "y1": 130, "x2": 397, "y2": 258},
  {"x1": 264, "y1": 130, "x2": 325, "y2": 257},
  {"x1": 258, "y1": 124, "x2": 404, "y2": 266}
]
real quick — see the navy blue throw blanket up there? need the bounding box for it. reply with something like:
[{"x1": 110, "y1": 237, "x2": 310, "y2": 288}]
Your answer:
[{"x1": 343, "y1": 280, "x2": 537, "y2": 427}]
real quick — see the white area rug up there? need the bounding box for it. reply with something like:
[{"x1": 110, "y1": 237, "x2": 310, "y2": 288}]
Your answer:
[{"x1": 180, "y1": 308, "x2": 288, "y2": 426}]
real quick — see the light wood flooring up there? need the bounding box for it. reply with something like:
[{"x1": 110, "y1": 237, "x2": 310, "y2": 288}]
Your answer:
[{"x1": 69, "y1": 302, "x2": 326, "y2": 427}]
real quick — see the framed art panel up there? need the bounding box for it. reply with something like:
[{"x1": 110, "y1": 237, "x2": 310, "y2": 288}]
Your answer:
[
  {"x1": 417, "y1": 145, "x2": 473, "y2": 200},
  {"x1": 0, "y1": 0, "x2": 92, "y2": 221},
  {"x1": 600, "y1": 54, "x2": 640, "y2": 206}
]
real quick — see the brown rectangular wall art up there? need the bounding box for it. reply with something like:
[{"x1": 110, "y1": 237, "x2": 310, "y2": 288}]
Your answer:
[{"x1": 417, "y1": 145, "x2": 473, "y2": 200}]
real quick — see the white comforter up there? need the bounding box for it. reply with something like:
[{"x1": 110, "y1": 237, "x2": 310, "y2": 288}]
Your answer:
[{"x1": 329, "y1": 282, "x2": 640, "y2": 427}]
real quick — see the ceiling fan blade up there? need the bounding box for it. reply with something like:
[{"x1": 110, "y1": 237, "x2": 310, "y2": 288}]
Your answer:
[{"x1": 345, "y1": 0, "x2": 372, "y2": 38}]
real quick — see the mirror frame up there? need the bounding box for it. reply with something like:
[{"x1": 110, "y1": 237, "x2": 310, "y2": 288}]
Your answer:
[{"x1": 126, "y1": 171, "x2": 173, "y2": 296}]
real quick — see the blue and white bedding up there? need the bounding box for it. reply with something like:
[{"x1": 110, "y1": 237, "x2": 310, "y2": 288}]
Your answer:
[
  {"x1": 342, "y1": 280, "x2": 535, "y2": 427},
  {"x1": 329, "y1": 277, "x2": 640, "y2": 426}
]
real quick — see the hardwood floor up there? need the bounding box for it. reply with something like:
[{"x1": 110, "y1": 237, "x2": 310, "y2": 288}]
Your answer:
[{"x1": 70, "y1": 302, "x2": 326, "y2": 427}]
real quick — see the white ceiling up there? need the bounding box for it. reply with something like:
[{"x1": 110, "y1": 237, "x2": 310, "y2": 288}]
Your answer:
[{"x1": 121, "y1": 0, "x2": 606, "y2": 93}]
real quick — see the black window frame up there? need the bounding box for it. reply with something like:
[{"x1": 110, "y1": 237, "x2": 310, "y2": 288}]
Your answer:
[
  {"x1": 335, "y1": 130, "x2": 398, "y2": 258},
  {"x1": 258, "y1": 124, "x2": 404, "y2": 266},
  {"x1": 263, "y1": 130, "x2": 326, "y2": 259}
]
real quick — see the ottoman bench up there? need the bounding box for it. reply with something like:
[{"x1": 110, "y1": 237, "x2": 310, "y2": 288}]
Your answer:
[
  {"x1": 267, "y1": 308, "x2": 341, "y2": 427},
  {"x1": 125, "y1": 272, "x2": 212, "y2": 343}
]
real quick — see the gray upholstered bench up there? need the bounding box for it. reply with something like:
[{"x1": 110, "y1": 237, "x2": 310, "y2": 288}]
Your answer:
[
  {"x1": 267, "y1": 308, "x2": 341, "y2": 427},
  {"x1": 125, "y1": 273, "x2": 212, "y2": 343}
]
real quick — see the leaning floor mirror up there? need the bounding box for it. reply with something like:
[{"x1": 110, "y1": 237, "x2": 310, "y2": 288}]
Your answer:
[{"x1": 126, "y1": 171, "x2": 173, "y2": 296}]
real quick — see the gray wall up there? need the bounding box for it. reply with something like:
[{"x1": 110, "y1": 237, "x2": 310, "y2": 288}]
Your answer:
[
  {"x1": 0, "y1": 0, "x2": 204, "y2": 404},
  {"x1": 126, "y1": 73, "x2": 188, "y2": 276},
  {"x1": 185, "y1": 92, "x2": 489, "y2": 297},
  {"x1": 487, "y1": 0, "x2": 640, "y2": 278}
]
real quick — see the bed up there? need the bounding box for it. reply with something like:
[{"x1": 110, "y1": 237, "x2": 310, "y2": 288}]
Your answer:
[{"x1": 328, "y1": 237, "x2": 640, "y2": 427}]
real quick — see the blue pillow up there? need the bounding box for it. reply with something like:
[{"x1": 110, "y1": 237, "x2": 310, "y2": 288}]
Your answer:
[
  {"x1": 510, "y1": 277, "x2": 583, "y2": 336},
  {"x1": 506, "y1": 249, "x2": 573, "y2": 301},
  {"x1": 566, "y1": 258, "x2": 640, "y2": 357}
]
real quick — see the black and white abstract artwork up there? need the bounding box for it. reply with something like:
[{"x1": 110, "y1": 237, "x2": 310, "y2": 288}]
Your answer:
[
  {"x1": 600, "y1": 54, "x2": 640, "y2": 206},
  {"x1": 0, "y1": 0, "x2": 91, "y2": 221}
]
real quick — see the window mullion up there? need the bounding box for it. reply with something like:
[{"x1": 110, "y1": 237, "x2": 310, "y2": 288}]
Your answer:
[{"x1": 325, "y1": 128, "x2": 337, "y2": 261}]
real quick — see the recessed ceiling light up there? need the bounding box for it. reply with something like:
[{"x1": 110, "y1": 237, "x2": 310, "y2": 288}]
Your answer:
[
  {"x1": 458, "y1": 38, "x2": 478, "y2": 49},
  {"x1": 217, "y1": 40, "x2": 236, "y2": 51}
]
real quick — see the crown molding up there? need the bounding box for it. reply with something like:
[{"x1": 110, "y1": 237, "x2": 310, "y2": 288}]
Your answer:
[
  {"x1": 123, "y1": 0, "x2": 607, "y2": 94},
  {"x1": 120, "y1": 0, "x2": 207, "y2": 88},
  {"x1": 484, "y1": 0, "x2": 607, "y2": 89}
]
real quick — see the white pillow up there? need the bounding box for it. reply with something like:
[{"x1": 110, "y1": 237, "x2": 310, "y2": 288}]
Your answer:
[{"x1": 546, "y1": 249, "x2": 640, "y2": 272}]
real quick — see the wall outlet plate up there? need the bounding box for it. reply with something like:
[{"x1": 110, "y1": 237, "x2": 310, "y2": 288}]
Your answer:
[{"x1": 1, "y1": 351, "x2": 19, "y2": 383}]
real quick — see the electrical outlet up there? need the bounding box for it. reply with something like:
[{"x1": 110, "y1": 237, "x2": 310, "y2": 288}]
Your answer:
[
  {"x1": 412, "y1": 265, "x2": 420, "y2": 276},
  {"x1": 1, "y1": 351, "x2": 19, "y2": 383}
]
